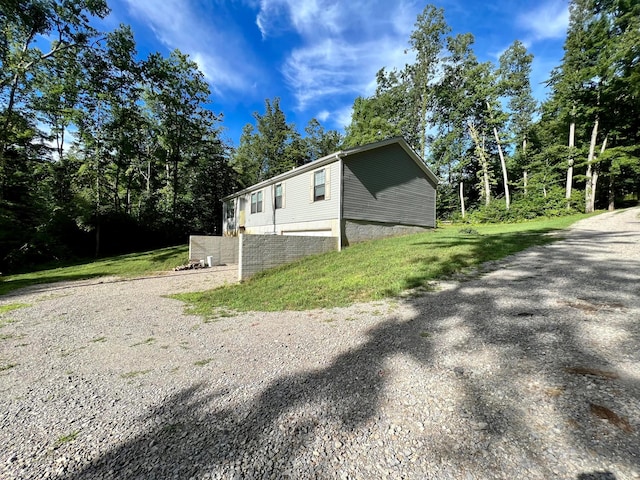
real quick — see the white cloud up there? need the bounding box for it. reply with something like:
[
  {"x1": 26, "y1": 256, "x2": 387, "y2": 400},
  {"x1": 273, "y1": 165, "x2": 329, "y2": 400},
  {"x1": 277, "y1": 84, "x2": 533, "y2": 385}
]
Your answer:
[
  {"x1": 257, "y1": 0, "x2": 419, "y2": 110},
  {"x1": 256, "y1": 0, "x2": 345, "y2": 39},
  {"x1": 316, "y1": 110, "x2": 330, "y2": 122},
  {"x1": 283, "y1": 36, "x2": 410, "y2": 109},
  {"x1": 121, "y1": 0, "x2": 260, "y2": 95},
  {"x1": 517, "y1": 0, "x2": 569, "y2": 41}
]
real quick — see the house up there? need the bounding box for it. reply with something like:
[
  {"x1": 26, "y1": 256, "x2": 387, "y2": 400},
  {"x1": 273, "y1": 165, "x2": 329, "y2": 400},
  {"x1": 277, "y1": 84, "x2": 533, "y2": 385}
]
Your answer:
[{"x1": 222, "y1": 137, "x2": 438, "y2": 249}]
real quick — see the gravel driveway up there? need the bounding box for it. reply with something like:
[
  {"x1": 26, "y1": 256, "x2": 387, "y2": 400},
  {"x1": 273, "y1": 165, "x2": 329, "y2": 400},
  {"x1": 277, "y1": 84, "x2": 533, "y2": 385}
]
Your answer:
[{"x1": 1, "y1": 208, "x2": 639, "y2": 479}]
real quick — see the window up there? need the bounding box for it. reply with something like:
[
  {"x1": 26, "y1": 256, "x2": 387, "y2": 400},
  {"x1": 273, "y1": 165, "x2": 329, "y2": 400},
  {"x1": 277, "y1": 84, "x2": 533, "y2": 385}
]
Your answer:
[
  {"x1": 225, "y1": 200, "x2": 234, "y2": 218},
  {"x1": 314, "y1": 169, "x2": 325, "y2": 201},
  {"x1": 251, "y1": 191, "x2": 263, "y2": 213},
  {"x1": 274, "y1": 183, "x2": 283, "y2": 209}
]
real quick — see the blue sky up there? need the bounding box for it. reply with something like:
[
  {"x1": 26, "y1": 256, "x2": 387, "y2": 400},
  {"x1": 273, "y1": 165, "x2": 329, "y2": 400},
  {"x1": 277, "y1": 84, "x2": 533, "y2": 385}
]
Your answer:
[{"x1": 99, "y1": 0, "x2": 570, "y2": 146}]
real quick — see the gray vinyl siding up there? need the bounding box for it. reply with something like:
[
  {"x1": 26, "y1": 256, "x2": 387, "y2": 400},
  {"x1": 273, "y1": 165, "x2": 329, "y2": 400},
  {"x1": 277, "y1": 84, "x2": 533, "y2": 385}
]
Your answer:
[
  {"x1": 275, "y1": 162, "x2": 339, "y2": 224},
  {"x1": 239, "y1": 162, "x2": 340, "y2": 230},
  {"x1": 342, "y1": 143, "x2": 436, "y2": 227}
]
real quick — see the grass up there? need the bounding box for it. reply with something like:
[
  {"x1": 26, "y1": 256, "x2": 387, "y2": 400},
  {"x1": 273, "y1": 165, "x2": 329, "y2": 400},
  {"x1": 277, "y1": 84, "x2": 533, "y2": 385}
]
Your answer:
[
  {"x1": 130, "y1": 337, "x2": 155, "y2": 347},
  {"x1": 120, "y1": 369, "x2": 151, "y2": 379},
  {"x1": 193, "y1": 358, "x2": 213, "y2": 367},
  {"x1": 54, "y1": 430, "x2": 80, "y2": 447},
  {"x1": 0, "y1": 245, "x2": 188, "y2": 296},
  {"x1": 0, "y1": 362, "x2": 18, "y2": 371},
  {"x1": 175, "y1": 213, "x2": 594, "y2": 314},
  {"x1": 0, "y1": 303, "x2": 31, "y2": 315}
]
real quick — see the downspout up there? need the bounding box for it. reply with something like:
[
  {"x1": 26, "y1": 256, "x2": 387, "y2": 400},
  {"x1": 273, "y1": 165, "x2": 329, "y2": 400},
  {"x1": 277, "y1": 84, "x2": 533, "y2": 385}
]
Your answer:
[
  {"x1": 272, "y1": 183, "x2": 277, "y2": 234},
  {"x1": 337, "y1": 153, "x2": 345, "y2": 251},
  {"x1": 234, "y1": 196, "x2": 239, "y2": 235}
]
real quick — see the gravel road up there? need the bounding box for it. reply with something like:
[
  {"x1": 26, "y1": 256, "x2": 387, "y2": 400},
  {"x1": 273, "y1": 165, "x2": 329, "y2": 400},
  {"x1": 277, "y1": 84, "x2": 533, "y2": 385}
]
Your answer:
[{"x1": 1, "y1": 208, "x2": 639, "y2": 479}]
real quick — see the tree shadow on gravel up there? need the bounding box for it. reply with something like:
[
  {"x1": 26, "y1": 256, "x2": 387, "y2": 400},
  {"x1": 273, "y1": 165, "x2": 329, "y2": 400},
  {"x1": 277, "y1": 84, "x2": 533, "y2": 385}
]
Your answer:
[
  {"x1": 56, "y1": 218, "x2": 640, "y2": 479},
  {"x1": 57, "y1": 318, "x2": 431, "y2": 479}
]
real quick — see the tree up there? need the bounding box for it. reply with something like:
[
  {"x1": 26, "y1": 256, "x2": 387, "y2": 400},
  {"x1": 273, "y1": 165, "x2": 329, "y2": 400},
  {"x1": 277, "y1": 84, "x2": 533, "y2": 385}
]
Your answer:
[
  {"x1": 0, "y1": 0, "x2": 109, "y2": 162},
  {"x1": 431, "y1": 33, "x2": 478, "y2": 217},
  {"x1": 143, "y1": 50, "x2": 221, "y2": 226},
  {"x1": 405, "y1": 5, "x2": 450, "y2": 159},
  {"x1": 304, "y1": 118, "x2": 343, "y2": 161},
  {"x1": 232, "y1": 98, "x2": 304, "y2": 187},
  {"x1": 547, "y1": 0, "x2": 640, "y2": 212},
  {"x1": 497, "y1": 40, "x2": 537, "y2": 199},
  {"x1": 343, "y1": 92, "x2": 403, "y2": 148},
  {"x1": 346, "y1": 6, "x2": 449, "y2": 158}
]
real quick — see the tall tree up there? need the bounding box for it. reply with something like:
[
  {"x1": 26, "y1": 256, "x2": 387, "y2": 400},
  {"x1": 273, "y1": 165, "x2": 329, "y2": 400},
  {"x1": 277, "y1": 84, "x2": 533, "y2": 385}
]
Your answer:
[
  {"x1": 304, "y1": 118, "x2": 343, "y2": 161},
  {"x1": 0, "y1": 0, "x2": 109, "y2": 163},
  {"x1": 343, "y1": 91, "x2": 403, "y2": 148},
  {"x1": 497, "y1": 40, "x2": 537, "y2": 198},
  {"x1": 232, "y1": 98, "x2": 304, "y2": 187},
  {"x1": 143, "y1": 50, "x2": 220, "y2": 225},
  {"x1": 547, "y1": 0, "x2": 640, "y2": 212},
  {"x1": 405, "y1": 5, "x2": 450, "y2": 159}
]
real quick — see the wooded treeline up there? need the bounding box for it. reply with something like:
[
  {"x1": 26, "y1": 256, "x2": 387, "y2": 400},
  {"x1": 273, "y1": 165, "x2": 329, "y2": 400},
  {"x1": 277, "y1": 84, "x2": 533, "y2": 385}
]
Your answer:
[
  {"x1": 1, "y1": 0, "x2": 639, "y2": 272},
  {"x1": 0, "y1": 0, "x2": 237, "y2": 270},
  {"x1": 343, "y1": 0, "x2": 640, "y2": 221}
]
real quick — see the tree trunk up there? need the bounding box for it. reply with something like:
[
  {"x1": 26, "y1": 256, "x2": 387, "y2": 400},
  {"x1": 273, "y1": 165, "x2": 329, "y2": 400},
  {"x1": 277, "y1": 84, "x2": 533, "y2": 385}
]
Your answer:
[
  {"x1": 585, "y1": 117, "x2": 599, "y2": 213},
  {"x1": 523, "y1": 170, "x2": 528, "y2": 196},
  {"x1": 459, "y1": 181, "x2": 465, "y2": 218},
  {"x1": 591, "y1": 168, "x2": 599, "y2": 212},
  {"x1": 486, "y1": 102, "x2": 509, "y2": 209},
  {"x1": 482, "y1": 136, "x2": 490, "y2": 206},
  {"x1": 419, "y1": 85, "x2": 429, "y2": 160},
  {"x1": 114, "y1": 163, "x2": 121, "y2": 212},
  {"x1": 608, "y1": 169, "x2": 615, "y2": 211},
  {"x1": 172, "y1": 158, "x2": 179, "y2": 220},
  {"x1": 566, "y1": 111, "x2": 575, "y2": 208},
  {"x1": 468, "y1": 123, "x2": 491, "y2": 206},
  {"x1": 492, "y1": 125, "x2": 510, "y2": 209},
  {"x1": 589, "y1": 135, "x2": 608, "y2": 213}
]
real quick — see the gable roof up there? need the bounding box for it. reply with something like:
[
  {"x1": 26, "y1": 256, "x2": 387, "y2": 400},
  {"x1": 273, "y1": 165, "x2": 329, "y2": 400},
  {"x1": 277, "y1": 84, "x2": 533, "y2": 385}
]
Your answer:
[{"x1": 222, "y1": 137, "x2": 439, "y2": 201}]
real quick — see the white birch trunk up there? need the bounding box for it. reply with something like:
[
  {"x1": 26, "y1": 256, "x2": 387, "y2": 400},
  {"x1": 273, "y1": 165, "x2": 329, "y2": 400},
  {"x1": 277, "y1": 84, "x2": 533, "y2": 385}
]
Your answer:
[
  {"x1": 608, "y1": 171, "x2": 615, "y2": 211},
  {"x1": 589, "y1": 135, "x2": 608, "y2": 212},
  {"x1": 523, "y1": 170, "x2": 528, "y2": 196},
  {"x1": 486, "y1": 102, "x2": 510, "y2": 209},
  {"x1": 492, "y1": 125, "x2": 510, "y2": 209},
  {"x1": 459, "y1": 181, "x2": 465, "y2": 218},
  {"x1": 468, "y1": 123, "x2": 491, "y2": 206},
  {"x1": 566, "y1": 116, "x2": 575, "y2": 207},
  {"x1": 585, "y1": 117, "x2": 599, "y2": 213}
]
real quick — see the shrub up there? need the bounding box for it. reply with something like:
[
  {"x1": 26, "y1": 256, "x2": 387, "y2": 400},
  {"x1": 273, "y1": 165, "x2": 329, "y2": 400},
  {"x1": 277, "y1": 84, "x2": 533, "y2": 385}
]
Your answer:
[{"x1": 461, "y1": 187, "x2": 584, "y2": 224}]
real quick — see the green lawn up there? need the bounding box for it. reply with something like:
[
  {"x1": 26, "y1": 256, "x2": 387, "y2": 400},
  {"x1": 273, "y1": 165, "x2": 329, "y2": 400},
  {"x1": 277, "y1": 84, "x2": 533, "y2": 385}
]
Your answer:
[
  {"x1": 175, "y1": 213, "x2": 594, "y2": 314},
  {"x1": 0, "y1": 246, "x2": 188, "y2": 296}
]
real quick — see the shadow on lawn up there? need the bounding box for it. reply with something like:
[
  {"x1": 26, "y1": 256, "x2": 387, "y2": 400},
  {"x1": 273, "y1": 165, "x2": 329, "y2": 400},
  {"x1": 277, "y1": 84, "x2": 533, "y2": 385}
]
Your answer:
[
  {"x1": 0, "y1": 274, "x2": 107, "y2": 297},
  {"x1": 56, "y1": 221, "x2": 640, "y2": 479}
]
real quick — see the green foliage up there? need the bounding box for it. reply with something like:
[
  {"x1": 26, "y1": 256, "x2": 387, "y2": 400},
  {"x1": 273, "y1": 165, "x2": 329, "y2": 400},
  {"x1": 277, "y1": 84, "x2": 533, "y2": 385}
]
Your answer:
[
  {"x1": 304, "y1": 118, "x2": 343, "y2": 161},
  {"x1": 0, "y1": 303, "x2": 30, "y2": 315},
  {"x1": 344, "y1": 1, "x2": 639, "y2": 218},
  {"x1": 0, "y1": 4, "x2": 236, "y2": 271},
  {"x1": 462, "y1": 187, "x2": 584, "y2": 223},
  {"x1": 232, "y1": 98, "x2": 305, "y2": 187}
]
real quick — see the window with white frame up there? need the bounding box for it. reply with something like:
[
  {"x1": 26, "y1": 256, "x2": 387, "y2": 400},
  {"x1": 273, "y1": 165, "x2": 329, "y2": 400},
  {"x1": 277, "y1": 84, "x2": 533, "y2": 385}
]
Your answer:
[
  {"x1": 313, "y1": 169, "x2": 325, "y2": 201},
  {"x1": 274, "y1": 183, "x2": 283, "y2": 209},
  {"x1": 225, "y1": 199, "x2": 234, "y2": 218},
  {"x1": 251, "y1": 191, "x2": 263, "y2": 213}
]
